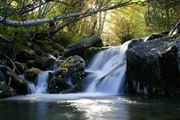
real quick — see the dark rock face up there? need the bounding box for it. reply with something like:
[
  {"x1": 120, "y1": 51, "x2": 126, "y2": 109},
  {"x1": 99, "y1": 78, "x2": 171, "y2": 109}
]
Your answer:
[
  {"x1": 48, "y1": 55, "x2": 85, "y2": 93},
  {"x1": 16, "y1": 48, "x2": 36, "y2": 62},
  {"x1": 0, "y1": 81, "x2": 12, "y2": 98},
  {"x1": 24, "y1": 67, "x2": 42, "y2": 82},
  {"x1": 15, "y1": 62, "x2": 27, "y2": 74},
  {"x1": 125, "y1": 37, "x2": 180, "y2": 96},
  {"x1": 34, "y1": 56, "x2": 54, "y2": 70}
]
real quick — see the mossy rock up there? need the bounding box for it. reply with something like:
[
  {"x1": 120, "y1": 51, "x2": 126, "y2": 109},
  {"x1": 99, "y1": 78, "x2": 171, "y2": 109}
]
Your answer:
[
  {"x1": 48, "y1": 55, "x2": 85, "y2": 93},
  {"x1": 57, "y1": 55, "x2": 85, "y2": 77},
  {"x1": 24, "y1": 67, "x2": 42, "y2": 82},
  {"x1": 48, "y1": 76, "x2": 69, "y2": 93}
]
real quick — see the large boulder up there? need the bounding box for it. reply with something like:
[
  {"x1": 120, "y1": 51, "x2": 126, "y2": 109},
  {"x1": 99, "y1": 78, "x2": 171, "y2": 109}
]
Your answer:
[
  {"x1": 48, "y1": 55, "x2": 85, "y2": 93},
  {"x1": 57, "y1": 55, "x2": 85, "y2": 77},
  {"x1": 34, "y1": 56, "x2": 54, "y2": 70},
  {"x1": 125, "y1": 37, "x2": 180, "y2": 96},
  {"x1": 24, "y1": 67, "x2": 42, "y2": 82},
  {"x1": 0, "y1": 64, "x2": 28, "y2": 95}
]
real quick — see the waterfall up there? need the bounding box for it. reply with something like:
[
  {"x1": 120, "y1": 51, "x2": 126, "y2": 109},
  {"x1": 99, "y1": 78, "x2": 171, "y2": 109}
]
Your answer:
[
  {"x1": 19, "y1": 74, "x2": 36, "y2": 94},
  {"x1": 35, "y1": 71, "x2": 52, "y2": 94},
  {"x1": 27, "y1": 82, "x2": 36, "y2": 94},
  {"x1": 26, "y1": 41, "x2": 131, "y2": 95},
  {"x1": 26, "y1": 71, "x2": 52, "y2": 94},
  {"x1": 85, "y1": 41, "x2": 131, "y2": 95}
]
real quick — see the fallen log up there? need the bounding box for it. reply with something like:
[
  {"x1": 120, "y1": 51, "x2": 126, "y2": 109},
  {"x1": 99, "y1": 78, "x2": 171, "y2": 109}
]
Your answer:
[{"x1": 64, "y1": 35, "x2": 103, "y2": 57}]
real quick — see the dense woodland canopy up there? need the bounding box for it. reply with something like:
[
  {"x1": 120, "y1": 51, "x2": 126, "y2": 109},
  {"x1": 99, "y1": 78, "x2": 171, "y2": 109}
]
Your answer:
[{"x1": 0, "y1": 0, "x2": 179, "y2": 48}]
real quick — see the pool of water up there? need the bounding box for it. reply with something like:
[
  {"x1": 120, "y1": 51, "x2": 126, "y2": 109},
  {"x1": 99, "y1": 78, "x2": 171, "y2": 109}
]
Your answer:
[{"x1": 0, "y1": 93, "x2": 180, "y2": 120}]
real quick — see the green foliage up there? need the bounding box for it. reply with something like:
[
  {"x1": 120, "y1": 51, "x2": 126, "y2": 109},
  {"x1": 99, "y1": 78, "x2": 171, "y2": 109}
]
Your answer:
[
  {"x1": 144, "y1": 0, "x2": 180, "y2": 33},
  {"x1": 0, "y1": 0, "x2": 179, "y2": 48},
  {"x1": 0, "y1": 2, "x2": 16, "y2": 16}
]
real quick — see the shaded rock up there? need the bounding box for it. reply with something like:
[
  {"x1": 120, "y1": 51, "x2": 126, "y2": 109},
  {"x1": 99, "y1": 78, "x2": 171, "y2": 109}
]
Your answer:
[
  {"x1": 15, "y1": 62, "x2": 27, "y2": 74},
  {"x1": 125, "y1": 37, "x2": 180, "y2": 96},
  {"x1": 34, "y1": 56, "x2": 54, "y2": 70},
  {"x1": 0, "y1": 81, "x2": 11, "y2": 98},
  {"x1": 16, "y1": 48, "x2": 36, "y2": 62},
  {"x1": 0, "y1": 67, "x2": 7, "y2": 81},
  {"x1": 26, "y1": 60, "x2": 36, "y2": 68},
  {"x1": 48, "y1": 55, "x2": 85, "y2": 93},
  {"x1": 48, "y1": 76, "x2": 69, "y2": 93},
  {"x1": 57, "y1": 55, "x2": 85, "y2": 77},
  {"x1": 24, "y1": 67, "x2": 42, "y2": 82},
  {"x1": 10, "y1": 75, "x2": 28, "y2": 95},
  {"x1": 26, "y1": 56, "x2": 55, "y2": 70},
  {"x1": 0, "y1": 64, "x2": 28, "y2": 95}
]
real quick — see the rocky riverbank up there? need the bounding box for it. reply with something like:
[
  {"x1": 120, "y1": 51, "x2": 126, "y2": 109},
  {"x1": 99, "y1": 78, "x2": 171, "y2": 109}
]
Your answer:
[
  {"x1": 0, "y1": 26, "x2": 180, "y2": 98},
  {"x1": 0, "y1": 35, "x2": 103, "y2": 98},
  {"x1": 125, "y1": 34, "x2": 180, "y2": 97}
]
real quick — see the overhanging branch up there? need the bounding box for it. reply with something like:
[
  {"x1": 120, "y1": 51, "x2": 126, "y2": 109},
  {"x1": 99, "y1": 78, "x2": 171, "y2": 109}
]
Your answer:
[{"x1": 0, "y1": 1, "x2": 141, "y2": 27}]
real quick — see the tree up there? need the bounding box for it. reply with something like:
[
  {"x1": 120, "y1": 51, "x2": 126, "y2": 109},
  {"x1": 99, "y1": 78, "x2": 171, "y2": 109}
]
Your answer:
[
  {"x1": 145, "y1": 0, "x2": 180, "y2": 32},
  {"x1": 0, "y1": 0, "x2": 146, "y2": 39}
]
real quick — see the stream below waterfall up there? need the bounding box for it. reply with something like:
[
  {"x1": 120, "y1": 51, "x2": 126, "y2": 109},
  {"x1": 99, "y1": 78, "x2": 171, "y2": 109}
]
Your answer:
[
  {"x1": 1, "y1": 40, "x2": 180, "y2": 120},
  {"x1": 1, "y1": 95, "x2": 180, "y2": 120}
]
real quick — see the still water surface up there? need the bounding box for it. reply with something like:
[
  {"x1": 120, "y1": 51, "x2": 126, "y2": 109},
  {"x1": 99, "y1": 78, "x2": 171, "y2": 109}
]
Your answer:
[{"x1": 0, "y1": 93, "x2": 180, "y2": 120}]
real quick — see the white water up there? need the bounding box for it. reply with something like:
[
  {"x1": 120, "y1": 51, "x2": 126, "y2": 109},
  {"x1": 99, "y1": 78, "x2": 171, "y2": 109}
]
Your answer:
[
  {"x1": 35, "y1": 71, "x2": 52, "y2": 94},
  {"x1": 26, "y1": 41, "x2": 131, "y2": 95},
  {"x1": 27, "y1": 82, "x2": 36, "y2": 94},
  {"x1": 85, "y1": 41, "x2": 131, "y2": 95},
  {"x1": 27, "y1": 71, "x2": 52, "y2": 94}
]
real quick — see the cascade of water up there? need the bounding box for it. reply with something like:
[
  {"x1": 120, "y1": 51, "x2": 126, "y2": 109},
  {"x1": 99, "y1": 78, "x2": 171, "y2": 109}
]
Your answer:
[
  {"x1": 27, "y1": 82, "x2": 36, "y2": 94},
  {"x1": 19, "y1": 74, "x2": 36, "y2": 94},
  {"x1": 35, "y1": 71, "x2": 52, "y2": 94},
  {"x1": 85, "y1": 41, "x2": 131, "y2": 95}
]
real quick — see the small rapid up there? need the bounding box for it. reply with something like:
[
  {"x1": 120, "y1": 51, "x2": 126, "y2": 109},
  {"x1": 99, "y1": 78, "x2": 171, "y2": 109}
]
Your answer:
[
  {"x1": 27, "y1": 71, "x2": 52, "y2": 94},
  {"x1": 85, "y1": 41, "x2": 131, "y2": 95},
  {"x1": 26, "y1": 41, "x2": 131, "y2": 95}
]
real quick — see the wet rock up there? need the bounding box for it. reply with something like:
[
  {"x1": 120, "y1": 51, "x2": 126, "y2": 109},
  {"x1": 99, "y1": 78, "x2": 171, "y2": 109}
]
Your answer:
[
  {"x1": 48, "y1": 76, "x2": 69, "y2": 93},
  {"x1": 125, "y1": 37, "x2": 180, "y2": 96},
  {"x1": 57, "y1": 55, "x2": 85, "y2": 77},
  {"x1": 34, "y1": 56, "x2": 54, "y2": 70},
  {"x1": 10, "y1": 76, "x2": 28, "y2": 95},
  {"x1": 24, "y1": 67, "x2": 42, "y2": 82},
  {"x1": 0, "y1": 81, "x2": 11, "y2": 98},
  {"x1": 0, "y1": 63, "x2": 28, "y2": 96},
  {"x1": 48, "y1": 55, "x2": 85, "y2": 93}
]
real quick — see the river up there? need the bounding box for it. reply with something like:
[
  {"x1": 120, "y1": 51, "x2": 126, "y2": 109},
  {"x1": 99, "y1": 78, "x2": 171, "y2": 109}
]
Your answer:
[{"x1": 0, "y1": 94, "x2": 180, "y2": 120}]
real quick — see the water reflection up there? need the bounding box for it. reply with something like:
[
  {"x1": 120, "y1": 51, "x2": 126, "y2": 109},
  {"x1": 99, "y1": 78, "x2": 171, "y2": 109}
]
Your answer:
[
  {"x1": 66, "y1": 99, "x2": 115, "y2": 120},
  {"x1": 36, "y1": 102, "x2": 48, "y2": 120},
  {"x1": 1, "y1": 96, "x2": 180, "y2": 120}
]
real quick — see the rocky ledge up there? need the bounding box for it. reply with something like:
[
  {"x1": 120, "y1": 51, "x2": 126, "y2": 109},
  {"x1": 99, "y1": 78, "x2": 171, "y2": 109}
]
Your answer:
[{"x1": 125, "y1": 35, "x2": 180, "y2": 97}]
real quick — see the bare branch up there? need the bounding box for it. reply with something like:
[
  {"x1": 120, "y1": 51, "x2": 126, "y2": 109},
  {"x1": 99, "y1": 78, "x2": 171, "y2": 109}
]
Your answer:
[
  {"x1": 0, "y1": 52, "x2": 16, "y2": 86},
  {"x1": 0, "y1": 1, "x2": 141, "y2": 27}
]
